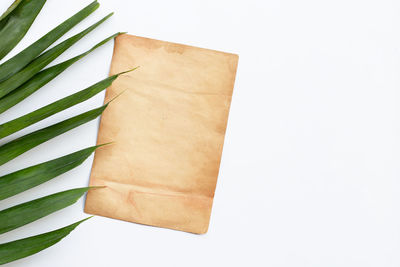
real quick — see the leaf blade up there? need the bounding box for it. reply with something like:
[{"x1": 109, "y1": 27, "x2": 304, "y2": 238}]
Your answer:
[
  {"x1": 0, "y1": 217, "x2": 91, "y2": 265},
  {"x1": 0, "y1": 32, "x2": 122, "y2": 115},
  {"x1": 0, "y1": 12, "x2": 113, "y2": 98},
  {"x1": 0, "y1": 187, "x2": 92, "y2": 234},
  {"x1": 0, "y1": 104, "x2": 107, "y2": 166},
  {"x1": 0, "y1": 145, "x2": 100, "y2": 200},
  {"x1": 0, "y1": 1, "x2": 99, "y2": 82},
  {"x1": 0, "y1": 65, "x2": 132, "y2": 138},
  {"x1": 0, "y1": 0, "x2": 46, "y2": 60},
  {"x1": 0, "y1": 0, "x2": 23, "y2": 25}
]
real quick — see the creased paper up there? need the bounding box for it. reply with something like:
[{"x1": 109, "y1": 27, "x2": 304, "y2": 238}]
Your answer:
[{"x1": 85, "y1": 34, "x2": 238, "y2": 234}]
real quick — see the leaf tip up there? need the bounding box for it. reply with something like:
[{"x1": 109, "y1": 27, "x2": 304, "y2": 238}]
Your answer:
[
  {"x1": 96, "y1": 141, "x2": 115, "y2": 149},
  {"x1": 106, "y1": 89, "x2": 127, "y2": 105},
  {"x1": 117, "y1": 66, "x2": 140, "y2": 76},
  {"x1": 89, "y1": 186, "x2": 107, "y2": 190}
]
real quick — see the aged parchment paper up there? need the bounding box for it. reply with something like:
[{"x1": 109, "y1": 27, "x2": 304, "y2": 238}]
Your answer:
[{"x1": 85, "y1": 34, "x2": 238, "y2": 234}]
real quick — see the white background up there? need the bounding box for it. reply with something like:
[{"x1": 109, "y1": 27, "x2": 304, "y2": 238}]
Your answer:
[{"x1": 0, "y1": 0, "x2": 400, "y2": 266}]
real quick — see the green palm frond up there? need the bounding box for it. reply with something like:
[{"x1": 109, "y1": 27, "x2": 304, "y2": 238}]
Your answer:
[{"x1": 0, "y1": 0, "x2": 131, "y2": 264}]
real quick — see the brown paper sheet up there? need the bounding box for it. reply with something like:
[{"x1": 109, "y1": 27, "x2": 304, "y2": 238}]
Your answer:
[{"x1": 84, "y1": 34, "x2": 238, "y2": 234}]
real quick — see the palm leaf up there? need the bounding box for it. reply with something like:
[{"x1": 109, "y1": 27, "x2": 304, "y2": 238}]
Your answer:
[
  {"x1": 0, "y1": 145, "x2": 103, "y2": 201},
  {"x1": 0, "y1": 32, "x2": 123, "y2": 115},
  {"x1": 0, "y1": 217, "x2": 91, "y2": 265},
  {"x1": 0, "y1": 1, "x2": 99, "y2": 82},
  {"x1": 0, "y1": 1, "x2": 124, "y2": 263},
  {"x1": 0, "y1": 12, "x2": 113, "y2": 98},
  {"x1": 0, "y1": 67, "x2": 134, "y2": 138},
  {"x1": 0, "y1": 104, "x2": 108, "y2": 166},
  {"x1": 0, "y1": 187, "x2": 94, "y2": 235},
  {"x1": 0, "y1": 0, "x2": 46, "y2": 60}
]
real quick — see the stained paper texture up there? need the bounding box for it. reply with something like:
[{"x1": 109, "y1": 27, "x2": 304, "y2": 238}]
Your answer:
[{"x1": 85, "y1": 34, "x2": 238, "y2": 234}]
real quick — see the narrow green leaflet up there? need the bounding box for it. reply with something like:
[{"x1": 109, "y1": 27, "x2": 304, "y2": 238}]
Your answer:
[
  {"x1": 0, "y1": 0, "x2": 23, "y2": 25},
  {"x1": 0, "y1": 12, "x2": 113, "y2": 99},
  {"x1": 0, "y1": 32, "x2": 122, "y2": 115},
  {"x1": 0, "y1": 0, "x2": 118, "y2": 265},
  {"x1": 0, "y1": 217, "x2": 91, "y2": 265},
  {"x1": 0, "y1": 66, "x2": 134, "y2": 138},
  {"x1": 0, "y1": 1, "x2": 99, "y2": 82},
  {"x1": 0, "y1": 0, "x2": 46, "y2": 60},
  {"x1": 0, "y1": 187, "x2": 93, "y2": 234},
  {"x1": 0, "y1": 145, "x2": 101, "y2": 200},
  {"x1": 0, "y1": 104, "x2": 108, "y2": 166}
]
